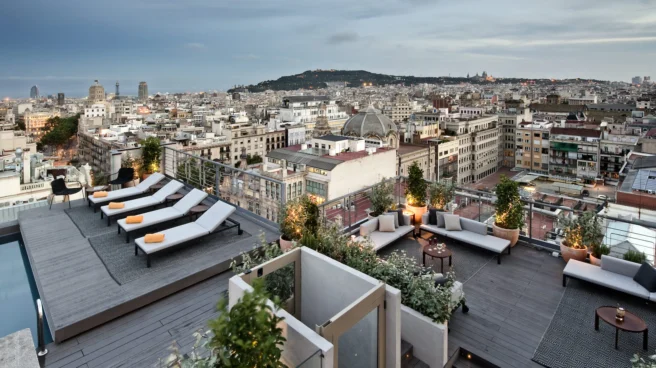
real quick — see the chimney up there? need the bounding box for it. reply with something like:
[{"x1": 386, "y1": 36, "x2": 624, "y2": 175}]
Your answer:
[{"x1": 281, "y1": 159, "x2": 287, "y2": 178}]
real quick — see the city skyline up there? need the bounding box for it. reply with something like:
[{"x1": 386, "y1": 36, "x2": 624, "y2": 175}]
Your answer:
[{"x1": 2, "y1": 0, "x2": 656, "y2": 97}]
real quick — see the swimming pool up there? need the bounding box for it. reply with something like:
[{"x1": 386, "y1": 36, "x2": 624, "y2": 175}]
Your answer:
[{"x1": 0, "y1": 233, "x2": 52, "y2": 346}]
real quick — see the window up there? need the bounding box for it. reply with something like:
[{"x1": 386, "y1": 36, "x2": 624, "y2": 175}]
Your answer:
[{"x1": 306, "y1": 180, "x2": 327, "y2": 197}]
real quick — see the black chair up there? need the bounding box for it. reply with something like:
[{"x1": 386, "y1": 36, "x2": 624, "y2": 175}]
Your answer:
[
  {"x1": 108, "y1": 168, "x2": 136, "y2": 187},
  {"x1": 49, "y1": 179, "x2": 83, "y2": 209}
]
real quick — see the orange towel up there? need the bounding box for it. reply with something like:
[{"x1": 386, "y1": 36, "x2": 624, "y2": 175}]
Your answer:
[
  {"x1": 126, "y1": 215, "x2": 143, "y2": 224},
  {"x1": 108, "y1": 202, "x2": 124, "y2": 209},
  {"x1": 93, "y1": 191, "x2": 108, "y2": 198},
  {"x1": 144, "y1": 233, "x2": 165, "y2": 243}
]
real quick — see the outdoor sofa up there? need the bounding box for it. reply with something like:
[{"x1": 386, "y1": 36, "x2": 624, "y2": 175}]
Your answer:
[
  {"x1": 419, "y1": 212, "x2": 511, "y2": 264},
  {"x1": 563, "y1": 255, "x2": 656, "y2": 301},
  {"x1": 355, "y1": 212, "x2": 414, "y2": 251}
]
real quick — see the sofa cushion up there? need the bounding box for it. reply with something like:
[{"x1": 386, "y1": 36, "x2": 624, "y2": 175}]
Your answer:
[
  {"x1": 601, "y1": 255, "x2": 641, "y2": 278},
  {"x1": 448, "y1": 231, "x2": 509, "y2": 253},
  {"x1": 419, "y1": 223, "x2": 450, "y2": 237},
  {"x1": 386, "y1": 211, "x2": 399, "y2": 228},
  {"x1": 564, "y1": 260, "x2": 650, "y2": 299},
  {"x1": 367, "y1": 225, "x2": 414, "y2": 251},
  {"x1": 444, "y1": 214, "x2": 462, "y2": 231},
  {"x1": 428, "y1": 208, "x2": 438, "y2": 225},
  {"x1": 460, "y1": 218, "x2": 487, "y2": 236},
  {"x1": 393, "y1": 209, "x2": 404, "y2": 227},
  {"x1": 379, "y1": 215, "x2": 396, "y2": 232},
  {"x1": 402, "y1": 213, "x2": 411, "y2": 226},
  {"x1": 360, "y1": 218, "x2": 379, "y2": 237},
  {"x1": 634, "y1": 262, "x2": 656, "y2": 292}
]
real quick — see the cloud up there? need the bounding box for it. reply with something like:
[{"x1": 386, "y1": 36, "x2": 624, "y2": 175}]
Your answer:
[
  {"x1": 233, "y1": 54, "x2": 261, "y2": 60},
  {"x1": 327, "y1": 32, "x2": 359, "y2": 45},
  {"x1": 184, "y1": 42, "x2": 207, "y2": 50},
  {"x1": 0, "y1": 76, "x2": 97, "y2": 81}
]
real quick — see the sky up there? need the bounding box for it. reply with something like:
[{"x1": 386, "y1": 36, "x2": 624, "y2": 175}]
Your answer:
[{"x1": 1, "y1": 0, "x2": 656, "y2": 97}]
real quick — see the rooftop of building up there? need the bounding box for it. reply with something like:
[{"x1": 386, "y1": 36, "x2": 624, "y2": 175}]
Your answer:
[
  {"x1": 268, "y1": 144, "x2": 393, "y2": 170},
  {"x1": 550, "y1": 127, "x2": 601, "y2": 138},
  {"x1": 282, "y1": 95, "x2": 330, "y2": 103},
  {"x1": 529, "y1": 103, "x2": 585, "y2": 113},
  {"x1": 313, "y1": 134, "x2": 351, "y2": 142}
]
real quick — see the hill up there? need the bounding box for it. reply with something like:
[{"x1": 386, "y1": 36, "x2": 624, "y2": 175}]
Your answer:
[{"x1": 228, "y1": 69, "x2": 607, "y2": 93}]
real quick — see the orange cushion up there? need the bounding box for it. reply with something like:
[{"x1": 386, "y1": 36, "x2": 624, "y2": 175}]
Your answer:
[
  {"x1": 144, "y1": 233, "x2": 165, "y2": 243},
  {"x1": 108, "y1": 202, "x2": 124, "y2": 209},
  {"x1": 126, "y1": 215, "x2": 143, "y2": 224},
  {"x1": 93, "y1": 191, "x2": 108, "y2": 198}
]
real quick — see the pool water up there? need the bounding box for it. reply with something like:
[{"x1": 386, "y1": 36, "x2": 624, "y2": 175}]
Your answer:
[{"x1": 0, "y1": 233, "x2": 52, "y2": 346}]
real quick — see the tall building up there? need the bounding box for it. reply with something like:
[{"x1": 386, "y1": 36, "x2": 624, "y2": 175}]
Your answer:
[
  {"x1": 138, "y1": 81, "x2": 148, "y2": 101},
  {"x1": 116, "y1": 81, "x2": 120, "y2": 97},
  {"x1": 312, "y1": 104, "x2": 332, "y2": 138},
  {"x1": 88, "y1": 80, "x2": 105, "y2": 103},
  {"x1": 632, "y1": 76, "x2": 643, "y2": 85},
  {"x1": 515, "y1": 120, "x2": 552, "y2": 174},
  {"x1": 57, "y1": 93, "x2": 65, "y2": 106},
  {"x1": 549, "y1": 128, "x2": 601, "y2": 183},
  {"x1": 30, "y1": 85, "x2": 39, "y2": 99}
]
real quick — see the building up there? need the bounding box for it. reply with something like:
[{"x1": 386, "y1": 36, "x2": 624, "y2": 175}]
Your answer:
[
  {"x1": 549, "y1": 127, "x2": 601, "y2": 183},
  {"x1": 24, "y1": 111, "x2": 60, "y2": 140},
  {"x1": 515, "y1": 120, "x2": 552, "y2": 174},
  {"x1": 397, "y1": 144, "x2": 435, "y2": 181},
  {"x1": 84, "y1": 103, "x2": 108, "y2": 118},
  {"x1": 57, "y1": 93, "x2": 65, "y2": 106},
  {"x1": 30, "y1": 85, "x2": 39, "y2": 99},
  {"x1": 279, "y1": 96, "x2": 347, "y2": 124},
  {"x1": 285, "y1": 125, "x2": 306, "y2": 146},
  {"x1": 444, "y1": 114, "x2": 500, "y2": 184},
  {"x1": 498, "y1": 107, "x2": 532, "y2": 168},
  {"x1": 224, "y1": 123, "x2": 267, "y2": 165},
  {"x1": 138, "y1": 82, "x2": 148, "y2": 101},
  {"x1": 389, "y1": 94, "x2": 412, "y2": 123},
  {"x1": 312, "y1": 104, "x2": 332, "y2": 138},
  {"x1": 342, "y1": 106, "x2": 399, "y2": 148},
  {"x1": 546, "y1": 94, "x2": 561, "y2": 104},
  {"x1": 633, "y1": 76, "x2": 643, "y2": 85},
  {"x1": 599, "y1": 131, "x2": 638, "y2": 182},
  {"x1": 265, "y1": 129, "x2": 286, "y2": 153},
  {"x1": 586, "y1": 104, "x2": 634, "y2": 112},
  {"x1": 88, "y1": 80, "x2": 106, "y2": 103},
  {"x1": 434, "y1": 137, "x2": 459, "y2": 184}
]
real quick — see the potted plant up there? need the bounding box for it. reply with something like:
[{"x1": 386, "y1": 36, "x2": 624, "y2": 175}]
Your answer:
[
  {"x1": 405, "y1": 161, "x2": 428, "y2": 219},
  {"x1": 278, "y1": 198, "x2": 307, "y2": 252},
  {"x1": 623, "y1": 249, "x2": 647, "y2": 264},
  {"x1": 590, "y1": 243, "x2": 610, "y2": 266},
  {"x1": 492, "y1": 175, "x2": 525, "y2": 247},
  {"x1": 368, "y1": 178, "x2": 395, "y2": 218},
  {"x1": 140, "y1": 136, "x2": 161, "y2": 179},
  {"x1": 428, "y1": 182, "x2": 455, "y2": 212},
  {"x1": 121, "y1": 154, "x2": 141, "y2": 187},
  {"x1": 558, "y1": 211, "x2": 603, "y2": 263}
]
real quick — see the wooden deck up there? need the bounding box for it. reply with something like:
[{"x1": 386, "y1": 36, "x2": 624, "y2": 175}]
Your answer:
[
  {"x1": 19, "y1": 195, "x2": 278, "y2": 343},
  {"x1": 446, "y1": 244, "x2": 565, "y2": 368}
]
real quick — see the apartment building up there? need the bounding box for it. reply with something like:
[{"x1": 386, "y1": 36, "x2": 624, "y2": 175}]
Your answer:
[
  {"x1": 24, "y1": 111, "x2": 60, "y2": 140},
  {"x1": 265, "y1": 129, "x2": 287, "y2": 153},
  {"x1": 280, "y1": 96, "x2": 346, "y2": 124},
  {"x1": 433, "y1": 137, "x2": 459, "y2": 184},
  {"x1": 549, "y1": 128, "x2": 601, "y2": 183},
  {"x1": 515, "y1": 120, "x2": 552, "y2": 174},
  {"x1": 389, "y1": 94, "x2": 412, "y2": 123},
  {"x1": 224, "y1": 123, "x2": 266, "y2": 165},
  {"x1": 498, "y1": 108, "x2": 532, "y2": 168},
  {"x1": 444, "y1": 114, "x2": 500, "y2": 185},
  {"x1": 397, "y1": 144, "x2": 435, "y2": 180},
  {"x1": 599, "y1": 132, "x2": 638, "y2": 181}
]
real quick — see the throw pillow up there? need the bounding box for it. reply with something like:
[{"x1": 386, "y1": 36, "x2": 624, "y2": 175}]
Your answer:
[
  {"x1": 378, "y1": 215, "x2": 396, "y2": 232},
  {"x1": 443, "y1": 214, "x2": 462, "y2": 231},
  {"x1": 428, "y1": 208, "x2": 438, "y2": 225},
  {"x1": 386, "y1": 211, "x2": 399, "y2": 228},
  {"x1": 395, "y1": 209, "x2": 405, "y2": 226},
  {"x1": 633, "y1": 262, "x2": 656, "y2": 292},
  {"x1": 436, "y1": 212, "x2": 446, "y2": 228}
]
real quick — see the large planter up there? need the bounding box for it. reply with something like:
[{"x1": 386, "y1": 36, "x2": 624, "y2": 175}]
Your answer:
[
  {"x1": 492, "y1": 223, "x2": 520, "y2": 247},
  {"x1": 590, "y1": 254, "x2": 601, "y2": 266},
  {"x1": 560, "y1": 240, "x2": 588, "y2": 263},
  {"x1": 279, "y1": 236, "x2": 294, "y2": 252},
  {"x1": 406, "y1": 204, "x2": 427, "y2": 221}
]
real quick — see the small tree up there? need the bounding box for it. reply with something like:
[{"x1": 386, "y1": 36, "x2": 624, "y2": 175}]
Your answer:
[
  {"x1": 558, "y1": 211, "x2": 603, "y2": 249},
  {"x1": 494, "y1": 175, "x2": 524, "y2": 230},
  {"x1": 121, "y1": 154, "x2": 141, "y2": 180},
  {"x1": 405, "y1": 162, "x2": 427, "y2": 207},
  {"x1": 140, "y1": 136, "x2": 161, "y2": 175},
  {"x1": 369, "y1": 178, "x2": 395, "y2": 216},
  {"x1": 279, "y1": 198, "x2": 307, "y2": 242},
  {"x1": 428, "y1": 182, "x2": 455, "y2": 211}
]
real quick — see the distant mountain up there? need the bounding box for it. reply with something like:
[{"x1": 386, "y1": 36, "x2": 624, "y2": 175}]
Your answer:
[{"x1": 228, "y1": 69, "x2": 607, "y2": 93}]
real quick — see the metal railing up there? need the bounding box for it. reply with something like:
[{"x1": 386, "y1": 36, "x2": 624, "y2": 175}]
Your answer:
[
  {"x1": 319, "y1": 176, "x2": 656, "y2": 264},
  {"x1": 36, "y1": 299, "x2": 48, "y2": 357},
  {"x1": 162, "y1": 146, "x2": 286, "y2": 223}
]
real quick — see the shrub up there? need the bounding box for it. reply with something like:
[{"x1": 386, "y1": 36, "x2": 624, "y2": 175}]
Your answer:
[
  {"x1": 405, "y1": 162, "x2": 427, "y2": 207},
  {"x1": 278, "y1": 198, "x2": 307, "y2": 242},
  {"x1": 369, "y1": 178, "x2": 395, "y2": 216},
  {"x1": 165, "y1": 278, "x2": 286, "y2": 367},
  {"x1": 494, "y1": 175, "x2": 524, "y2": 230},
  {"x1": 558, "y1": 211, "x2": 603, "y2": 249},
  {"x1": 428, "y1": 182, "x2": 455, "y2": 211},
  {"x1": 624, "y1": 250, "x2": 647, "y2": 264},
  {"x1": 591, "y1": 244, "x2": 610, "y2": 258}
]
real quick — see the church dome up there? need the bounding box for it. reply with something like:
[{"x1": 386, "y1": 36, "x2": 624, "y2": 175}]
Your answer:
[{"x1": 342, "y1": 106, "x2": 397, "y2": 139}]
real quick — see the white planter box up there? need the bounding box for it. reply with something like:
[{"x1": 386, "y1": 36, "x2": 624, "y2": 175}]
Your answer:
[{"x1": 400, "y1": 305, "x2": 448, "y2": 368}]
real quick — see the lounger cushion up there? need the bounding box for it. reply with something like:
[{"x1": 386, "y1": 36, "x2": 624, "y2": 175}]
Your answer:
[
  {"x1": 564, "y1": 260, "x2": 649, "y2": 299},
  {"x1": 601, "y1": 255, "x2": 640, "y2": 278},
  {"x1": 172, "y1": 189, "x2": 208, "y2": 214},
  {"x1": 89, "y1": 187, "x2": 141, "y2": 204},
  {"x1": 102, "y1": 197, "x2": 160, "y2": 216},
  {"x1": 135, "y1": 172, "x2": 165, "y2": 191},
  {"x1": 195, "y1": 201, "x2": 237, "y2": 232},
  {"x1": 151, "y1": 180, "x2": 184, "y2": 201},
  {"x1": 136, "y1": 222, "x2": 209, "y2": 254},
  {"x1": 118, "y1": 208, "x2": 182, "y2": 231}
]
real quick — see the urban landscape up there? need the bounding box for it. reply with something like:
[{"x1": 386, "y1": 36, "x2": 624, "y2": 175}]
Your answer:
[{"x1": 3, "y1": 1, "x2": 656, "y2": 368}]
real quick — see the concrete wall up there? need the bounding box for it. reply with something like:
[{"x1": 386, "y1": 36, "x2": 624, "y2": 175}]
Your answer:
[{"x1": 400, "y1": 305, "x2": 448, "y2": 368}]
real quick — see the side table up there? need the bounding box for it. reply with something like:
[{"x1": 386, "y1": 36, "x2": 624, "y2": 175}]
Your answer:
[
  {"x1": 189, "y1": 205, "x2": 209, "y2": 220},
  {"x1": 165, "y1": 193, "x2": 184, "y2": 206}
]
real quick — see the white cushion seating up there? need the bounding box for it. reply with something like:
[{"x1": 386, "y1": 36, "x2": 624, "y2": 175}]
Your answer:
[
  {"x1": 101, "y1": 180, "x2": 184, "y2": 218},
  {"x1": 563, "y1": 255, "x2": 655, "y2": 300},
  {"x1": 89, "y1": 172, "x2": 165, "y2": 205},
  {"x1": 419, "y1": 212, "x2": 511, "y2": 264},
  {"x1": 117, "y1": 188, "x2": 208, "y2": 234},
  {"x1": 357, "y1": 214, "x2": 414, "y2": 251}
]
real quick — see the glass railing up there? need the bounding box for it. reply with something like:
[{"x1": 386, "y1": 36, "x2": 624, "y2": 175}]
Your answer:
[
  {"x1": 320, "y1": 175, "x2": 656, "y2": 264},
  {"x1": 296, "y1": 349, "x2": 323, "y2": 368},
  {"x1": 162, "y1": 146, "x2": 286, "y2": 223}
]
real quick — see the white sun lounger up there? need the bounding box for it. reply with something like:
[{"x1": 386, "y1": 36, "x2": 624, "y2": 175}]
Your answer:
[
  {"x1": 101, "y1": 180, "x2": 184, "y2": 226},
  {"x1": 88, "y1": 172, "x2": 165, "y2": 212},
  {"x1": 117, "y1": 188, "x2": 208, "y2": 243},
  {"x1": 134, "y1": 200, "x2": 241, "y2": 267}
]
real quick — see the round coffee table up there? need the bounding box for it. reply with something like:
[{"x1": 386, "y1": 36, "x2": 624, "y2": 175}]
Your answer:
[
  {"x1": 189, "y1": 205, "x2": 209, "y2": 220},
  {"x1": 422, "y1": 241, "x2": 452, "y2": 273},
  {"x1": 165, "y1": 193, "x2": 184, "y2": 206},
  {"x1": 595, "y1": 306, "x2": 648, "y2": 350}
]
